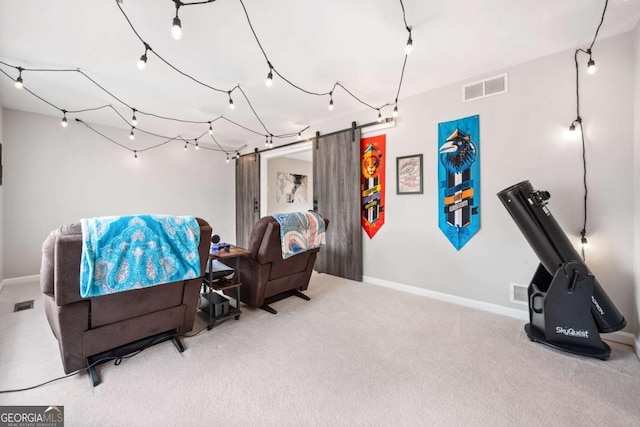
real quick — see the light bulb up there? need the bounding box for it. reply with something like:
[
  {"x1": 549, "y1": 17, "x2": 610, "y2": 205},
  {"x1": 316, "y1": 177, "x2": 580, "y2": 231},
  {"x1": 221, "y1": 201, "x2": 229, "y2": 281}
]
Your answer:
[
  {"x1": 297, "y1": 132, "x2": 302, "y2": 140},
  {"x1": 15, "y1": 76, "x2": 23, "y2": 89},
  {"x1": 265, "y1": 69, "x2": 273, "y2": 87},
  {"x1": 226, "y1": 154, "x2": 230, "y2": 163},
  {"x1": 328, "y1": 98, "x2": 334, "y2": 111},
  {"x1": 377, "y1": 111, "x2": 383, "y2": 122},
  {"x1": 587, "y1": 59, "x2": 596, "y2": 75},
  {"x1": 393, "y1": 105, "x2": 398, "y2": 117},
  {"x1": 61, "y1": 114, "x2": 68, "y2": 128},
  {"x1": 208, "y1": 123, "x2": 213, "y2": 134},
  {"x1": 184, "y1": 142, "x2": 188, "y2": 151},
  {"x1": 229, "y1": 97, "x2": 235, "y2": 110},
  {"x1": 569, "y1": 123, "x2": 576, "y2": 132},
  {"x1": 581, "y1": 236, "x2": 590, "y2": 249},
  {"x1": 405, "y1": 34, "x2": 413, "y2": 55},
  {"x1": 131, "y1": 111, "x2": 137, "y2": 126},
  {"x1": 134, "y1": 150, "x2": 138, "y2": 160},
  {"x1": 130, "y1": 128, "x2": 135, "y2": 140},
  {"x1": 137, "y1": 54, "x2": 147, "y2": 70},
  {"x1": 195, "y1": 139, "x2": 199, "y2": 150},
  {"x1": 265, "y1": 136, "x2": 269, "y2": 147},
  {"x1": 172, "y1": 16, "x2": 182, "y2": 40}
]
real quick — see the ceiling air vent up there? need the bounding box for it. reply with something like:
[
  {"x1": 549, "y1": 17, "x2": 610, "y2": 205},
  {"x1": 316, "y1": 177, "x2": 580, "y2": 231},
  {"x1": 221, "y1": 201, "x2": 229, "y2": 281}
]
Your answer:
[{"x1": 462, "y1": 73, "x2": 508, "y2": 102}]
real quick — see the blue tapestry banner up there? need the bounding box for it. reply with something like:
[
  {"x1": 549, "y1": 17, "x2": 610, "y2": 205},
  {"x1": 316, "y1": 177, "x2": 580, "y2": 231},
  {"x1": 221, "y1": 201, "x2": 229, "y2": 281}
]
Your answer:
[{"x1": 438, "y1": 115, "x2": 480, "y2": 250}]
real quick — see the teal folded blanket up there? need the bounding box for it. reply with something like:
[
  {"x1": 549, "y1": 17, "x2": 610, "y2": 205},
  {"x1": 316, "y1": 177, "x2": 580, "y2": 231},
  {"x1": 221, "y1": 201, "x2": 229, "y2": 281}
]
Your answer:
[
  {"x1": 80, "y1": 215, "x2": 201, "y2": 298},
  {"x1": 271, "y1": 211, "x2": 326, "y2": 259}
]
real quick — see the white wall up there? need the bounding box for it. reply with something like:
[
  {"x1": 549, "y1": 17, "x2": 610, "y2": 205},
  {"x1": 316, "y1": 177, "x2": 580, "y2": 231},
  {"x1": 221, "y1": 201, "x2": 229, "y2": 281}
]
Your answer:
[
  {"x1": 266, "y1": 156, "x2": 313, "y2": 215},
  {"x1": 2, "y1": 109, "x2": 235, "y2": 278},
  {"x1": 633, "y1": 21, "x2": 640, "y2": 348},
  {"x1": 0, "y1": 106, "x2": 4, "y2": 284},
  {"x1": 306, "y1": 33, "x2": 638, "y2": 335}
]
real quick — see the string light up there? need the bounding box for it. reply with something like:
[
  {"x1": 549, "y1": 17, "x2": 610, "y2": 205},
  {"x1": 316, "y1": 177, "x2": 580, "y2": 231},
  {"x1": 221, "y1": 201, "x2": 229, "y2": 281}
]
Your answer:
[
  {"x1": 131, "y1": 109, "x2": 137, "y2": 126},
  {"x1": 264, "y1": 135, "x2": 269, "y2": 147},
  {"x1": 405, "y1": 32, "x2": 413, "y2": 55},
  {"x1": 137, "y1": 45, "x2": 149, "y2": 70},
  {"x1": 228, "y1": 94, "x2": 235, "y2": 110},
  {"x1": 569, "y1": 0, "x2": 608, "y2": 260},
  {"x1": 134, "y1": 150, "x2": 138, "y2": 160},
  {"x1": 184, "y1": 142, "x2": 188, "y2": 151},
  {"x1": 61, "y1": 110, "x2": 68, "y2": 127},
  {"x1": 208, "y1": 122, "x2": 213, "y2": 134},
  {"x1": 171, "y1": 1, "x2": 183, "y2": 40},
  {"x1": 115, "y1": 0, "x2": 410, "y2": 137},
  {"x1": 130, "y1": 127, "x2": 135, "y2": 140},
  {"x1": 568, "y1": 116, "x2": 581, "y2": 132},
  {"x1": 377, "y1": 110, "x2": 383, "y2": 122},
  {"x1": 195, "y1": 138, "x2": 199, "y2": 150},
  {"x1": 297, "y1": 132, "x2": 301, "y2": 140},
  {"x1": 1, "y1": 0, "x2": 413, "y2": 162},
  {"x1": 15, "y1": 67, "x2": 23, "y2": 89},
  {"x1": 393, "y1": 104, "x2": 398, "y2": 118},
  {"x1": 265, "y1": 65, "x2": 273, "y2": 87},
  {"x1": 226, "y1": 154, "x2": 230, "y2": 163}
]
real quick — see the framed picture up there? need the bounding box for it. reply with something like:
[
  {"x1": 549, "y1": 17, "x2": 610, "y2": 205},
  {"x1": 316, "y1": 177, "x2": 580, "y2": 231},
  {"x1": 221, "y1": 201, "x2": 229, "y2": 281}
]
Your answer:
[{"x1": 396, "y1": 154, "x2": 423, "y2": 195}]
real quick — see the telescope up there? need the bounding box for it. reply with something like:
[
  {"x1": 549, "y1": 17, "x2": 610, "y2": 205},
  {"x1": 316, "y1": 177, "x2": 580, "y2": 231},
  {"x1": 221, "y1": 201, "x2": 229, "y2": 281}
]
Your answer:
[{"x1": 497, "y1": 180, "x2": 625, "y2": 360}]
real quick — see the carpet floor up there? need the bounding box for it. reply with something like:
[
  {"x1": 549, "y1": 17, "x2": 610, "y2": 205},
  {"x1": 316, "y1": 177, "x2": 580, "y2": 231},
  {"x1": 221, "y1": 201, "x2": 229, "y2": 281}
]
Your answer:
[{"x1": 1, "y1": 273, "x2": 639, "y2": 426}]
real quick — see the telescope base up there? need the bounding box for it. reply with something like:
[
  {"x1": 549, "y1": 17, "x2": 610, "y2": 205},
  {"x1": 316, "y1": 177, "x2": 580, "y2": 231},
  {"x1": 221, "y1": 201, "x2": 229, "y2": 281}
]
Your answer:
[{"x1": 525, "y1": 323, "x2": 610, "y2": 361}]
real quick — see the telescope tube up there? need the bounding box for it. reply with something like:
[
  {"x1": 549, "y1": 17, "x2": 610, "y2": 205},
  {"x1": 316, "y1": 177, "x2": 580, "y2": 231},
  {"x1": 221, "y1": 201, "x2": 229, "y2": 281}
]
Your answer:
[{"x1": 497, "y1": 180, "x2": 626, "y2": 333}]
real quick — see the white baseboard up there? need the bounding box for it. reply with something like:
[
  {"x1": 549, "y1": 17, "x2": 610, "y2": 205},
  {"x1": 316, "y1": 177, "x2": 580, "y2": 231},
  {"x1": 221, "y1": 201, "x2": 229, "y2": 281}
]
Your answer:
[
  {"x1": 1, "y1": 275, "x2": 41, "y2": 290},
  {"x1": 363, "y1": 275, "x2": 636, "y2": 350}
]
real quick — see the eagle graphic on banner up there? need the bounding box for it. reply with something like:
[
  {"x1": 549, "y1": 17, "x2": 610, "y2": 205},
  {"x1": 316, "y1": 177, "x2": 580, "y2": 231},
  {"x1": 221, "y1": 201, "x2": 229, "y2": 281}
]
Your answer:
[{"x1": 438, "y1": 116, "x2": 480, "y2": 250}]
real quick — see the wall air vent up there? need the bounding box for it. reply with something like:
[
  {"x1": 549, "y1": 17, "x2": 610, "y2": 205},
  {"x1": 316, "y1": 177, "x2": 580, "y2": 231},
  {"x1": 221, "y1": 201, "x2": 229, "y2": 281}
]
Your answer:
[
  {"x1": 510, "y1": 283, "x2": 528, "y2": 305},
  {"x1": 462, "y1": 73, "x2": 508, "y2": 102}
]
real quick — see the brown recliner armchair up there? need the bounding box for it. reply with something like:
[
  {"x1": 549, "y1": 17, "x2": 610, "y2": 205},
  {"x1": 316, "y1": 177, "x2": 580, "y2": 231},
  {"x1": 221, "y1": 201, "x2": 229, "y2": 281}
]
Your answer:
[
  {"x1": 40, "y1": 217, "x2": 211, "y2": 384},
  {"x1": 223, "y1": 215, "x2": 328, "y2": 314}
]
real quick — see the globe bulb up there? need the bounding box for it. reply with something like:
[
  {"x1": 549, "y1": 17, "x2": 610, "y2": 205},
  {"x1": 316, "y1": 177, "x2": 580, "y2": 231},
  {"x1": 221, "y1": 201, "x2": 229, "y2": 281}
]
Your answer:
[
  {"x1": 15, "y1": 76, "x2": 23, "y2": 89},
  {"x1": 587, "y1": 59, "x2": 596, "y2": 75},
  {"x1": 137, "y1": 54, "x2": 147, "y2": 70},
  {"x1": 172, "y1": 17, "x2": 182, "y2": 40},
  {"x1": 405, "y1": 35, "x2": 413, "y2": 55}
]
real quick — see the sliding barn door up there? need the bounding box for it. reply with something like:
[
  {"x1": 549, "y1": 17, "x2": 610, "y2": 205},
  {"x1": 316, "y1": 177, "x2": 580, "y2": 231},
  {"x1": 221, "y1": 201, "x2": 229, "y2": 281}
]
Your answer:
[
  {"x1": 313, "y1": 128, "x2": 363, "y2": 281},
  {"x1": 236, "y1": 151, "x2": 260, "y2": 248}
]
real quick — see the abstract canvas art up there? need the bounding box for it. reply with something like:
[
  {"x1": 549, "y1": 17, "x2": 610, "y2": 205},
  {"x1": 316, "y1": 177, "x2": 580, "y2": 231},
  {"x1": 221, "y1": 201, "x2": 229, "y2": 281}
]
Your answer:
[{"x1": 276, "y1": 172, "x2": 308, "y2": 203}]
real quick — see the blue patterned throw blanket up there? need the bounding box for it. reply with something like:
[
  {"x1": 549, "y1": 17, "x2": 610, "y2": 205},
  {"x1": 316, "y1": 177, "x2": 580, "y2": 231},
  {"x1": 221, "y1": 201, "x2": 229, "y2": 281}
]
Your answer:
[
  {"x1": 80, "y1": 215, "x2": 201, "y2": 298},
  {"x1": 271, "y1": 212, "x2": 326, "y2": 259}
]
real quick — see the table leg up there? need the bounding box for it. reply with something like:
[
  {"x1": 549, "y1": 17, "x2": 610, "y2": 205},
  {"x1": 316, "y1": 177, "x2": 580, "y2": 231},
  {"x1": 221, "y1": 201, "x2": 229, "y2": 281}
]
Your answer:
[
  {"x1": 235, "y1": 257, "x2": 241, "y2": 310},
  {"x1": 208, "y1": 258, "x2": 213, "y2": 330}
]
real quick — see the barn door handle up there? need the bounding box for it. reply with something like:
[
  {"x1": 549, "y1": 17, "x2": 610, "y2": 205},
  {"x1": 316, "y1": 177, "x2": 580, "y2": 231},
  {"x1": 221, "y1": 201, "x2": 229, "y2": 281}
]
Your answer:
[{"x1": 254, "y1": 198, "x2": 259, "y2": 212}]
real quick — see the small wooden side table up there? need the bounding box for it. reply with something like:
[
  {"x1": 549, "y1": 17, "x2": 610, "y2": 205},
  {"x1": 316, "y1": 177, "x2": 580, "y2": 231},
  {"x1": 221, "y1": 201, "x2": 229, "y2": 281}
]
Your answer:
[{"x1": 203, "y1": 245, "x2": 251, "y2": 330}]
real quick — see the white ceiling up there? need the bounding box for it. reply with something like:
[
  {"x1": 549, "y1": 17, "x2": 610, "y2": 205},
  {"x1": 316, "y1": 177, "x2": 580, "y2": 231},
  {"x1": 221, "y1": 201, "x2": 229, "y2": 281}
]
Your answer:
[{"x1": 1, "y1": 0, "x2": 639, "y2": 152}]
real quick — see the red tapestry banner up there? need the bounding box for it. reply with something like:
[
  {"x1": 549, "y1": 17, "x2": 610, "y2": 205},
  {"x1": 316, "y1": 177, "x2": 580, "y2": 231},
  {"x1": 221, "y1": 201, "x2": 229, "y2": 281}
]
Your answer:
[{"x1": 361, "y1": 134, "x2": 386, "y2": 239}]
